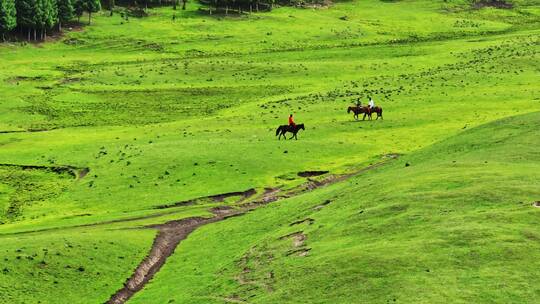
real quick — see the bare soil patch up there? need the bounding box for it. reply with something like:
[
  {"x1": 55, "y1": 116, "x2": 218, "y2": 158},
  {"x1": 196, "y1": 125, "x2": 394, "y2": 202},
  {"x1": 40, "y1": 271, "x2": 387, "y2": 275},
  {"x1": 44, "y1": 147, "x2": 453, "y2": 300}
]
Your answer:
[
  {"x1": 473, "y1": 0, "x2": 513, "y2": 9},
  {"x1": 286, "y1": 247, "x2": 311, "y2": 257},
  {"x1": 279, "y1": 231, "x2": 307, "y2": 247},
  {"x1": 77, "y1": 168, "x2": 90, "y2": 179},
  {"x1": 154, "y1": 188, "x2": 256, "y2": 209},
  {"x1": 209, "y1": 188, "x2": 257, "y2": 202},
  {"x1": 290, "y1": 218, "x2": 315, "y2": 226},
  {"x1": 297, "y1": 170, "x2": 329, "y2": 177}
]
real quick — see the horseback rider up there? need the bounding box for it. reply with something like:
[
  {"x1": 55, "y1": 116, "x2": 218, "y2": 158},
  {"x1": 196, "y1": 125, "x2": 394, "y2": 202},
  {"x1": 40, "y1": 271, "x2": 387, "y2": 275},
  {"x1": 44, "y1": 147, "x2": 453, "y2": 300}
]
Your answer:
[
  {"x1": 356, "y1": 98, "x2": 362, "y2": 108},
  {"x1": 368, "y1": 97, "x2": 375, "y2": 109},
  {"x1": 288, "y1": 114, "x2": 296, "y2": 128},
  {"x1": 367, "y1": 96, "x2": 375, "y2": 114}
]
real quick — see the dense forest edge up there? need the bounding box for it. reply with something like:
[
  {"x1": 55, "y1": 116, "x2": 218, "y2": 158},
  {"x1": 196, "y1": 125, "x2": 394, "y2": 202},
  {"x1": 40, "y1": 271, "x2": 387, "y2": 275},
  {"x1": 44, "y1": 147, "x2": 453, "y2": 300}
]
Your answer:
[{"x1": 0, "y1": 0, "x2": 520, "y2": 42}]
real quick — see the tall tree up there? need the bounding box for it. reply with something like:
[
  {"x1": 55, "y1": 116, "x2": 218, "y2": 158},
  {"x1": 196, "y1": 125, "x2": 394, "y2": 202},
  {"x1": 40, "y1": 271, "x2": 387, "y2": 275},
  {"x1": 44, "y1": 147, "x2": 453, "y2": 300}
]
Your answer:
[
  {"x1": 43, "y1": 0, "x2": 58, "y2": 39},
  {"x1": 34, "y1": 0, "x2": 48, "y2": 40},
  {"x1": 85, "y1": 0, "x2": 100, "y2": 24},
  {"x1": 57, "y1": 0, "x2": 74, "y2": 30},
  {"x1": 73, "y1": 0, "x2": 84, "y2": 22},
  {"x1": 33, "y1": 0, "x2": 57, "y2": 40},
  {"x1": 108, "y1": 0, "x2": 114, "y2": 16},
  {"x1": 0, "y1": 0, "x2": 17, "y2": 41},
  {"x1": 16, "y1": 0, "x2": 37, "y2": 40}
]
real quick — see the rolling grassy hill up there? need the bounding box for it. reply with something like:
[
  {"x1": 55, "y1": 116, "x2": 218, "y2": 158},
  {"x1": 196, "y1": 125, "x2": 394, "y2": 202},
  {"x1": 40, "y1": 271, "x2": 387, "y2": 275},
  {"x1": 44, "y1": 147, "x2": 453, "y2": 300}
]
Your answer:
[
  {"x1": 130, "y1": 110, "x2": 540, "y2": 304},
  {"x1": 0, "y1": 0, "x2": 539, "y2": 303}
]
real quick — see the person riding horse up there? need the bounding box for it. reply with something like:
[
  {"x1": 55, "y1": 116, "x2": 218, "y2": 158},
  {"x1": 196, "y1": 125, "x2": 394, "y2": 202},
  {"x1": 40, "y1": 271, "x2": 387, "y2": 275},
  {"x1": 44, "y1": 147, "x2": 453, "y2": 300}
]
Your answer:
[
  {"x1": 276, "y1": 114, "x2": 305, "y2": 140},
  {"x1": 288, "y1": 114, "x2": 295, "y2": 127},
  {"x1": 347, "y1": 98, "x2": 383, "y2": 120},
  {"x1": 367, "y1": 96, "x2": 375, "y2": 114},
  {"x1": 356, "y1": 98, "x2": 362, "y2": 108}
]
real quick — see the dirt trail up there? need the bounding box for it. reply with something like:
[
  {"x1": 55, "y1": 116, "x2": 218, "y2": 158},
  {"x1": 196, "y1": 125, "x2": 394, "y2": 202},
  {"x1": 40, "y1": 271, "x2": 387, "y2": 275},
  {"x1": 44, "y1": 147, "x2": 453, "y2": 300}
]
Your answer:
[
  {"x1": 106, "y1": 155, "x2": 399, "y2": 304},
  {"x1": 154, "y1": 188, "x2": 256, "y2": 209},
  {"x1": 107, "y1": 210, "x2": 240, "y2": 304}
]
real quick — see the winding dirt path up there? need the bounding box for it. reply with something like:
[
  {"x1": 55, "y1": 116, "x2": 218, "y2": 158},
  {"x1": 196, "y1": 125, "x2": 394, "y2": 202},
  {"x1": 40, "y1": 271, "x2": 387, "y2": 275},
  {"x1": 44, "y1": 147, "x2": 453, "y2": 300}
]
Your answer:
[
  {"x1": 107, "y1": 209, "x2": 242, "y2": 304},
  {"x1": 105, "y1": 155, "x2": 399, "y2": 304}
]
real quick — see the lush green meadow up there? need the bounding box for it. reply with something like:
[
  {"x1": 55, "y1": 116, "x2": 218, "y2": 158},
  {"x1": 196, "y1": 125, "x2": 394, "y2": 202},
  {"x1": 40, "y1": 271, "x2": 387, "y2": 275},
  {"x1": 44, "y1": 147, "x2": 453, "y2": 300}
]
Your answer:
[{"x1": 0, "y1": 0, "x2": 539, "y2": 303}]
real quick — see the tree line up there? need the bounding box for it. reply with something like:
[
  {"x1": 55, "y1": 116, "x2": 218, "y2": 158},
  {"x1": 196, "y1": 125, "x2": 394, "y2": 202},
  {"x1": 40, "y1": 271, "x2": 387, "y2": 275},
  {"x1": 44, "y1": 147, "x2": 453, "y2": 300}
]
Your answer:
[
  {"x1": 0, "y1": 0, "x2": 100, "y2": 41},
  {"x1": 0, "y1": 0, "x2": 320, "y2": 42}
]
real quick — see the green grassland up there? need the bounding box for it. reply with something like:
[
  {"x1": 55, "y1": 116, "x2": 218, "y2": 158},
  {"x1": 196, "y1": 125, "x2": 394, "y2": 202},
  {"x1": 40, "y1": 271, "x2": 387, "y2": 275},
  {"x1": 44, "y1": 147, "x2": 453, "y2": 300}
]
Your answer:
[
  {"x1": 0, "y1": 0, "x2": 539, "y2": 303},
  {"x1": 130, "y1": 110, "x2": 540, "y2": 304}
]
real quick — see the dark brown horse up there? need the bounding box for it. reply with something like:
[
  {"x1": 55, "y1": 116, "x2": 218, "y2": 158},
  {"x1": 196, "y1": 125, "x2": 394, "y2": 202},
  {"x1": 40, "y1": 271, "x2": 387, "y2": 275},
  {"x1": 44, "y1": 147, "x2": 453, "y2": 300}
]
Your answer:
[
  {"x1": 347, "y1": 106, "x2": 383, "y2": 120},
  {"x1": 276, "y1": 123, "x2": 305, "y2": 140}
]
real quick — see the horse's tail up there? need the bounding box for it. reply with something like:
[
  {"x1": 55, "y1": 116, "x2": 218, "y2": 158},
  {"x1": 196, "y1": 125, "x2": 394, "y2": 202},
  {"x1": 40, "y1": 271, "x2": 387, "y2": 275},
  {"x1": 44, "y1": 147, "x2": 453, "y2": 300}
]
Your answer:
[
  {"x1": 379, "y1": 107, "x2": 383, "y2": 117},
  {"x1": 276, "y1": 126, "x2": 282, "y2": 136}
]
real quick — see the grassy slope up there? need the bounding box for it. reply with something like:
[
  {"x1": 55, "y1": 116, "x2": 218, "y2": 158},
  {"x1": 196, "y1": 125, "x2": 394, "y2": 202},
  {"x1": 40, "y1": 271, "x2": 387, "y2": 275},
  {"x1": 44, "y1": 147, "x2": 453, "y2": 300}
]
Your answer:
[
  {"x1": 0, "y1": 0, "x2": 538, "y2": 302},
  {"x1": 131, "y1": 111, "x2": 540, "y2": 304},
  {"x1": 0, "y1": 0, "x2": 537, "y2": 230},
  {"x1": 0, "y1": 228, "x2": 155, "y2": 304}
]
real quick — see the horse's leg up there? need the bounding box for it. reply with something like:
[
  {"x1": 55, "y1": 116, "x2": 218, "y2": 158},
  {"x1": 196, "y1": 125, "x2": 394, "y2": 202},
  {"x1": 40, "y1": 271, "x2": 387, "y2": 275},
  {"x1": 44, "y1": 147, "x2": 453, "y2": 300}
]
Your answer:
[
  {"x1": 362, "y1": 113, "x2": 366, "y2": 121},
  {"x1": 289, "y1": 131, "x2": 296, "y2": 140}
]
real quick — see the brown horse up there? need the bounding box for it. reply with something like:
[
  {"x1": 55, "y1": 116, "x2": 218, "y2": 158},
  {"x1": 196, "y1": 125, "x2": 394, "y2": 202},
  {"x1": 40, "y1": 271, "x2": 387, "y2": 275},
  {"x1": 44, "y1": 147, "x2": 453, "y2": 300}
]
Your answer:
[
  {"x1": 347, "y1": 106, "x2": 383, "y2": 120},
  {"x1": 276, "y1": 123, "x2": 305, "y2": 140}
]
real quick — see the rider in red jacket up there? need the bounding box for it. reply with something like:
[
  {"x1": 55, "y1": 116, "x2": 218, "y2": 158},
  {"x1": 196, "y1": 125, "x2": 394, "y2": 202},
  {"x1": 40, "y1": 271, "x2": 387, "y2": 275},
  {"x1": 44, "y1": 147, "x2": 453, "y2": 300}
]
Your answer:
[{"x1": 288, "y1": 114, "x2": 296, "y2": 127}]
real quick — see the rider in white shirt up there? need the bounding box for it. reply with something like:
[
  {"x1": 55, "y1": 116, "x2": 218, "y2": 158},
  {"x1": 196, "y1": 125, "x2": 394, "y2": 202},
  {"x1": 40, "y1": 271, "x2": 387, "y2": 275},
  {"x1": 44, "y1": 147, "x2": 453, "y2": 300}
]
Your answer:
[{"x1": 368, "y1": 97, "x2": 375, "y2": 109}]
